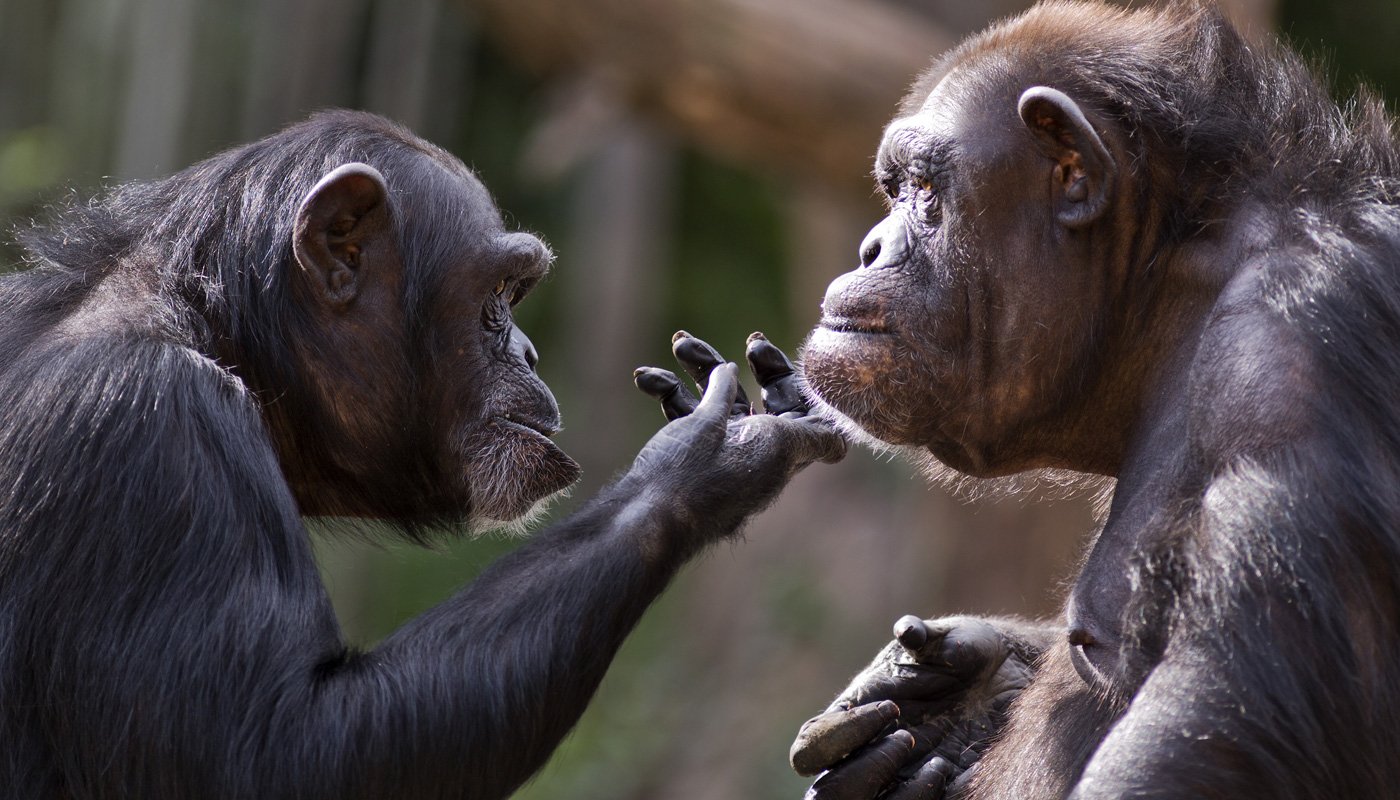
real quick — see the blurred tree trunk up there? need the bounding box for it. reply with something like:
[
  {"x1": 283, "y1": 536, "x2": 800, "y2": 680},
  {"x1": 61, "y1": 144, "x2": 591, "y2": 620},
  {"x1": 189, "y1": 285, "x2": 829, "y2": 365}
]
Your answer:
[
  {"x1": 114, "y1": 0, "x2": 195, "y2": 179},
  {"x1": 241, "y1": 0, "x2": 368, "y2": 139},
  {"x1": 553, "y1": 108, "x2": 677, "y2": 497}
]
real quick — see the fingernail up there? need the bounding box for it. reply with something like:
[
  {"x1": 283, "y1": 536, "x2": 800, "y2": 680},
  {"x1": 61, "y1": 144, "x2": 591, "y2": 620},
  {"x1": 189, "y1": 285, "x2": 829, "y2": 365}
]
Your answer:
[
  {"x1": 672, "y1": 330, "x2": 692, "y2": 344},
  {"x1": 889, "y1": 729, "x2": 916, "y2": 749},
  {"x1": 894, "y1": 615, "x2": 928, "y2": 650},
  {"x1": 747, "y1": 331, "x2": 767, "y2": 344}
]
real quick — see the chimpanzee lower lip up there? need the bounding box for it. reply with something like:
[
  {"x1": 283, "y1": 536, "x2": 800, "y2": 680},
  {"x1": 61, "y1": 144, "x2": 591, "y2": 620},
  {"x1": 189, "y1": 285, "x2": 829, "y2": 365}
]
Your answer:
[
  {"x1": 820, "y1": 316, "x2": 891, "y2": 335},
  {"x1": 501, "y1": 415, "x2": 561, "y2": 439}
]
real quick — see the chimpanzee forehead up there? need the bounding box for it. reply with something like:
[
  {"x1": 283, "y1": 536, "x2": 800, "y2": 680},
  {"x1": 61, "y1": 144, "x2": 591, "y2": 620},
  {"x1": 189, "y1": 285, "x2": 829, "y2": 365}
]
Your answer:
[
  {"x1": 877, "y1": 113, "x2": 956, "y2": 172},
  {"x1": 917, "y1": 70, "x2": 959, "y2": 114},
  {"x1": 896, "y1": 62, "x2": 1029, "y2": 160},
  {"x1": 399, "y1": 154, "x2": 505, "y2": 232},
  {"x1": 383, "y1": 153, "x2": 511, "y2": 289},
  {"x1": 429, "y1": 155, "x2": 497, "y2": 215},
  {"x1": 452, "y1": 172, "x2": 502, "y2": 229}
]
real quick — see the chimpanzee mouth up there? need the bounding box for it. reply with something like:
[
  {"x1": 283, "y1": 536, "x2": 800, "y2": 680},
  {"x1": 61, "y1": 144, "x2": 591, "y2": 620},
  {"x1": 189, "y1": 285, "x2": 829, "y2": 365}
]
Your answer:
[
  {"x1": 820, "y1": 315, "x2": 891, "y2": 335},
  {"x1": 493, "y1": 414, "x2": 579, "y2": 478},
  {"x1": 500, "y1": 414, "x2": 562, "y2": 440}
]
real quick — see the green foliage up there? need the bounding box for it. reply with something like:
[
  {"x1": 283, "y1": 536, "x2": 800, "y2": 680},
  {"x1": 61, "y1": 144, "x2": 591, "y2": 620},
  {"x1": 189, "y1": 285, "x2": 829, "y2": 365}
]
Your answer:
[
  {"x1": 670, "y1": 153, "x2": 792, "y2": 349},
  {"x1": 0, "y1": 126, "x2": 72, "y2": 268},
  {"x1": 0, "y1": 127, "x2": 68, "y2": 208}
]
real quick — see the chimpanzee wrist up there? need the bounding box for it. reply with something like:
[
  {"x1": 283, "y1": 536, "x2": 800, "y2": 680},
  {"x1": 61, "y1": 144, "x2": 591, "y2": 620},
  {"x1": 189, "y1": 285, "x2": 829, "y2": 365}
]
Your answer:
[{"x1": 602, "y1": 475, "x2": 746, "y2": 563}]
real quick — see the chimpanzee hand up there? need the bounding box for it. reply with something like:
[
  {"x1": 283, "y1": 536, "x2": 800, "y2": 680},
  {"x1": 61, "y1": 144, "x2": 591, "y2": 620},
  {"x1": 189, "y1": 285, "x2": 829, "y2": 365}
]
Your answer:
[
  {"x1": 635, "y1": 330, "x2": 817, "y2": 421},
  {"x1": 789, "y1": 616, "x2": 1048, "y2": 800},
  {"x1": 627, "y1": 332, "x2": 846, "y2": 535}
]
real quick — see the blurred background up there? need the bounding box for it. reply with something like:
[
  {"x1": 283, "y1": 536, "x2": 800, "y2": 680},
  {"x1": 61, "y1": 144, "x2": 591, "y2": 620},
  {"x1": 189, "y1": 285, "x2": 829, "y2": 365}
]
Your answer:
[{"x1": 2, "y1": 0, "x2": 1397, "y2": 796}]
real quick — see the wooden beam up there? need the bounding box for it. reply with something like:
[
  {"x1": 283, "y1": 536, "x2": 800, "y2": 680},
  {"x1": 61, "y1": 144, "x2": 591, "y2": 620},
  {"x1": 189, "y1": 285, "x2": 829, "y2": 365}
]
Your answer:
[{"x1": 472, "y1": 0, "x2": 954, "y2": 193}]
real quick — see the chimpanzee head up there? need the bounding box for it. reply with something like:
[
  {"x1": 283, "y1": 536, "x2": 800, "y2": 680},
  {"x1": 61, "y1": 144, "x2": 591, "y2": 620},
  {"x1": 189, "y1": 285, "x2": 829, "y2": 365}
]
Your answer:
[
  {"x1": 800, "y1": 5, "x2": 1194, "y2": 482},
  {"x1": 75, "y1": 111, "x2": 583, "y2": 531},
  {"x1": 282, "y1": 134, "x2": 581, "y2": 528}
]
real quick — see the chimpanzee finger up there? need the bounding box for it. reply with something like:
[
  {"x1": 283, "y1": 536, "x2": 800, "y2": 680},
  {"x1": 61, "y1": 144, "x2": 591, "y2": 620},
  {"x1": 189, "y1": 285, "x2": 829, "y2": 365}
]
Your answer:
[
  {"x1": 901, "y1": 720, "x2": 949, "y2": 758},
  {"x1": 689, "y1": 362, "x2": 740, "y2": 437},
  {"x1": 671, "y1": 330, "x2": 724, "y2": 385},
  {"x1": 805, "y1": 730, "x2": 917, "y2": 800},
  {"x1": 633, "y1": 367, "x2": 700, "y2": 421},
  {"x1": 894, "y1": 615, "x2": 931, "y2": 651},
  {"x1": 883, "y1": 756, "x2": 956, "y2": 800},
  {"x1": 826, "y1": 644, "x2": 963, "y2": 710},
  {"x1": 746, "y1": 332, "x2": 807, "y2": 415},
  {"x1": 791, "y1": 701, "x2": 900, "y2": 776},
  {"x1": 672, "y1": 331, "x2": 751, "y2": 416},
  {"x1": 900, "y1": 616, "x2": 1007, "y2": 678}
]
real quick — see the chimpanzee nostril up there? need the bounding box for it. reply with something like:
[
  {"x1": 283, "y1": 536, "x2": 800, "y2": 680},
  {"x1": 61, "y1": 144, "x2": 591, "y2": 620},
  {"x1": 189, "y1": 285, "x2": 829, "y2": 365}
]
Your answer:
[
  {"x1": 861, "y1": 239, "x2": 883, "y2": 269},
  {"x1": 511, "y1": 325, "x2": 539, "y2": 371},
  {"x1": 857, "y1": 215, "x2": 909, "y2": 271}
]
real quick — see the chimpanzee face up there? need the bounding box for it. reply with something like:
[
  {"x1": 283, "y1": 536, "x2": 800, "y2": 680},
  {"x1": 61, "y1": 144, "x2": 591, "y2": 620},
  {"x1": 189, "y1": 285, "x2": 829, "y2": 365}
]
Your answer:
[
  {"x1": 287, "y1": 155, "x2": 579, "y2": 528},
  {"x1": 803, "y1": 67, "x2": 1121, "y2": 478},
  {"x1": 414, "y1": 166, "x2": 581, "y2": 526}
]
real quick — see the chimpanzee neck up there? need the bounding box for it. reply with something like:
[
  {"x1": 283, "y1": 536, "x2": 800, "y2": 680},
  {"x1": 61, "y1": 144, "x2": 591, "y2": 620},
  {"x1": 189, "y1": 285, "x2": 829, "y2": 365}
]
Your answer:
[{"x1": 1067, "y1": 206, "x2": 1292, "y2": 691}]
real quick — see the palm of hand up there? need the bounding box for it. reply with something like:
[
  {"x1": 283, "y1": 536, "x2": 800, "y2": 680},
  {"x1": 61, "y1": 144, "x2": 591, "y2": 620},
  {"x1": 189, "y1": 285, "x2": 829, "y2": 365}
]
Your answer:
[{"x1": 630, "y1": 331, "x2": 846, "y2": 521}]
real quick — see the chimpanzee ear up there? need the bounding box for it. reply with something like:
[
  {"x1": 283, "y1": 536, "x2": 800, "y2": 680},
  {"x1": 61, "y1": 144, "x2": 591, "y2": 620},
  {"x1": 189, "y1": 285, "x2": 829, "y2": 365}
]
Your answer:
[
  {"x1": 1018, "y1": 86, "x2": 1116, "y2": 229},
  {"x1": 292, "y1": 163, "x2": 391, "y2": 310}
]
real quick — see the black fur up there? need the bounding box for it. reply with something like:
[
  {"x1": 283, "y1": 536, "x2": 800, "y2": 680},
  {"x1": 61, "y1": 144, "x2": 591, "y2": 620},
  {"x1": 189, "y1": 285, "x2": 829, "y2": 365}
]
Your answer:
[
  {"x1": 0, "y1": 110, "x2": 827, "y2": 799},
  {"x1": 800, "y1": 3, "x2": 1400, "y2": 797},
  {"x1": 965, "y1": 5, "x2": 1400, "y2": 795},
  {"x1": 3, "y1": 111, "x2": 477, "y2": 533}
]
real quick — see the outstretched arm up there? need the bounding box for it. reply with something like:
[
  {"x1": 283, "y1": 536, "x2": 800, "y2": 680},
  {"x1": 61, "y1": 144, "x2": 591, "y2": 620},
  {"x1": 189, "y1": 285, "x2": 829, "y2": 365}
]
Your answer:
[
  {"x1": 23, "y1": 336, "x2": 842, "y2": 800},
  {"x1": 320, "y1": 336, "x2": 845, "y2": 798}
]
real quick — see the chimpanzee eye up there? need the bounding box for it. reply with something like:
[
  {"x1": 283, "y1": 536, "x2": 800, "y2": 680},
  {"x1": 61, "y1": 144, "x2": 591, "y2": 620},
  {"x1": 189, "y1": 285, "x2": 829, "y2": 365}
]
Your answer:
[
  {"x1": 917, "y1": 177, "x2": 934, "y2": 194},
  {"x1": 493, "y1": 280, "x2": 507, "y2": 296},
  {"x1": 509, "y1": 278, "x2": 536, "y2": 308}
]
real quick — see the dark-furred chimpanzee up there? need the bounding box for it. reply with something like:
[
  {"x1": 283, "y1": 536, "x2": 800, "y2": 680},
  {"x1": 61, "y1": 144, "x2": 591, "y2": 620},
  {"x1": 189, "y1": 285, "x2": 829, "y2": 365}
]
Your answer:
[
  {"x1": 786, "y1": 2, "x2": 1400, "y2": 798},
  {"x1": 0, "y1": 110, "x2": 845, "y2": 799}
]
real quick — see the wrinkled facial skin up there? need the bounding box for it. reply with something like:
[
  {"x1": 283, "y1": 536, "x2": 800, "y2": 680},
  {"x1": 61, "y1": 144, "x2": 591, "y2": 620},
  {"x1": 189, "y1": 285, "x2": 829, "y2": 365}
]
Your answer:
[
  {"x1": 417, "y1": 170, "x2": 581, "y2": 523},
  {"x1": 803, "y1": 73, "x2": 1113, "y2": 477}
]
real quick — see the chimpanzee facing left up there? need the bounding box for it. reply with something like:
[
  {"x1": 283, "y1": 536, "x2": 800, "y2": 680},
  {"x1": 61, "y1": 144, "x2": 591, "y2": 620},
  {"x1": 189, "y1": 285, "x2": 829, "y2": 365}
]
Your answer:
[
  {"x1": 788, "y1": 3, "x2": 1400, "y2": 798},
  {"x1": 0, "y1": 110, "x2": 845, "y2": 799}
]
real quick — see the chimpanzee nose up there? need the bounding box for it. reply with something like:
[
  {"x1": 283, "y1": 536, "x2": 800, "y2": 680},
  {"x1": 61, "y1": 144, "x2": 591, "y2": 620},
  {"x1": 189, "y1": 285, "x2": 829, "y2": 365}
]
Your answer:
[
  {"x1": 858, "y1": 216, "x2": 910, "y2": 270},
  {"x1": 510, "y1": 325, "x2": 539, "y2": 371}
]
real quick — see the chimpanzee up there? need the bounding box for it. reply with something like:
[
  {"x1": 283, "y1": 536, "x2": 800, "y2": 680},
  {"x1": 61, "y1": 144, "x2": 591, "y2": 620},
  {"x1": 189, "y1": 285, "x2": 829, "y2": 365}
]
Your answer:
[
  {"x1": 787, "y1": 2, "x2": 1400, "y2": 798},
  {"x1": 0, "y1": 109, "x2": 845, "y2": 799}
]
